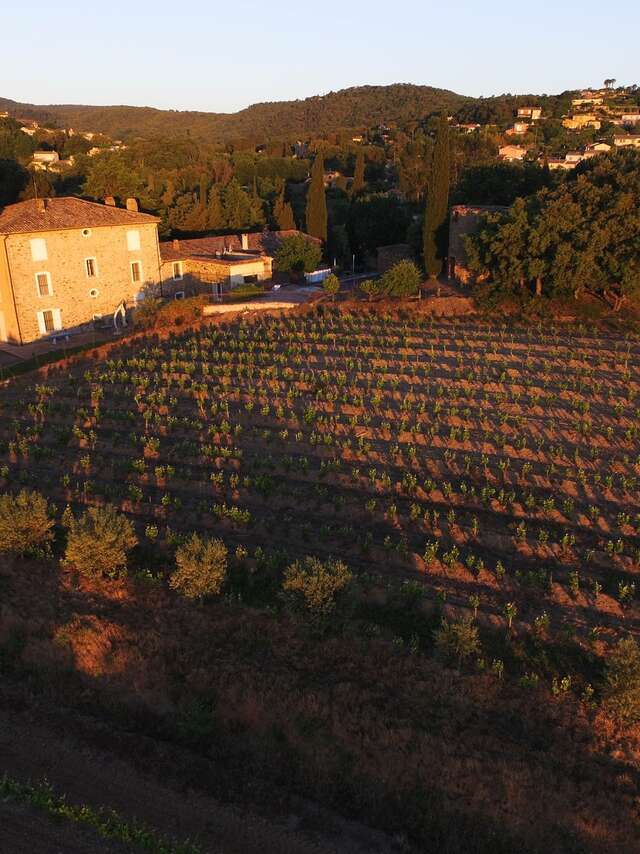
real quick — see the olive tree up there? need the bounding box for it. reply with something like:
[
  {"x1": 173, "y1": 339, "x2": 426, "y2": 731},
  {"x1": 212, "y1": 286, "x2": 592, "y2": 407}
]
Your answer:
[
  {"x1": 64, "y1": 505, "x2": 137, "y2": 578},
  {"x1": 0, "y1": 490, "x2": 54, "y2": 554},
  {"x1": 282, "y1": 556, "x2": 352, "y2": 619},
  {"x1": 322, "y1": 273, "x2": 340, "y2": 302},
  {"x1": 170, "y1": 533, "x2": 227, "y2": 600}
]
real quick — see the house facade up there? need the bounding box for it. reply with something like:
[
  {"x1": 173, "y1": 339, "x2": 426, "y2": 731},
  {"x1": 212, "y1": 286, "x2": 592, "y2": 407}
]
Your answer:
[{"x1": 0, "y1": 196, "x2": 162, "y2": 344}]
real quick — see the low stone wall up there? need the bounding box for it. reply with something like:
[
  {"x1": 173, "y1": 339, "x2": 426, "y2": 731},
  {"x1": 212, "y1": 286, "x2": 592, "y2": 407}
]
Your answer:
[{"x1": 203, "y1": 300, "x2": 300, "y2": 315}]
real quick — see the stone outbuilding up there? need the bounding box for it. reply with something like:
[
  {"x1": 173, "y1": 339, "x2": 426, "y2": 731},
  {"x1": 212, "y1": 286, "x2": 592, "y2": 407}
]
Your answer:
[{"x1": 159, "y1": 230, "x2": 320, "y2": 297}]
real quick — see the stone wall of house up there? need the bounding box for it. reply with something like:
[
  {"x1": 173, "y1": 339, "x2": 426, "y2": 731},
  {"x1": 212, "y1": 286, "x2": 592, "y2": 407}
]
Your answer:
[{"x1": 4, "y1": 223, "x2": 161, "y2": 343}]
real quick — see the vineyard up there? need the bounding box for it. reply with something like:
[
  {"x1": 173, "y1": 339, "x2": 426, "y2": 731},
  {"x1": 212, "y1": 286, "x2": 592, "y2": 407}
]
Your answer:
[{"x1": 2, "y1": 304, "x2": 640, "y2": 852}]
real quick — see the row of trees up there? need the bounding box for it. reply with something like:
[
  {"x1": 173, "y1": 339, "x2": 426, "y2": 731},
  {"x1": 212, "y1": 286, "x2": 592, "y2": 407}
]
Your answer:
[{"x1": 2, "y1": 487, "x2": 639, "y2": 721}]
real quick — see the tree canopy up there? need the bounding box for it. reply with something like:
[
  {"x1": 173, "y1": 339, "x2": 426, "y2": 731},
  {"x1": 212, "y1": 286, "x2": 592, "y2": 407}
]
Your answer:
[
  {"x1": 465, "y1": 150, "x2": 640, "y2": 308},
  {"x1": 274, "y1": 234, "x2": 322, "y2": 275}
]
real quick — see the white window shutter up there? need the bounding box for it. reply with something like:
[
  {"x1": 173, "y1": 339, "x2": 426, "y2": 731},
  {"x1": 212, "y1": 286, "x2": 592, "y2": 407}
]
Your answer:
[
  {"x1": 52, "y1": 309, "x2": 62, "y2": 330},
  {"x1": 36, "y1": 311, "x2": 47, "y2": 334},
  {"x1": 30, "y1": 238, "x2": 48, "y2": 261},
  {"x1": 127, "y1": 230, "x2": 141, "y2": 251}
]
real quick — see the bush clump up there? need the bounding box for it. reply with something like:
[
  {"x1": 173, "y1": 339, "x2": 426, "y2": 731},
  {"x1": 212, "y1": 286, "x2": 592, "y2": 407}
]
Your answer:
[
  {"x1": 434, "y1": 617, "x2": 481, "y2": 667},
  {"x1": 282, "y1": 555, "x2": 352, "y2": 618},
  {"x1": 602, "y1": 637, "x2": 640, "y2": 723},
  {"x1": 0, "y1": 489, "x2": 54, "y2": 554},
  {"x1": 380, "y1": 260, "x2": 422, "y2": 298},
  {"x1": 64, "y1": 505, "x2": 137, "y2": 578},
  {"x1": 170, "y1": 533, "x2": 227, "y2": 599}
]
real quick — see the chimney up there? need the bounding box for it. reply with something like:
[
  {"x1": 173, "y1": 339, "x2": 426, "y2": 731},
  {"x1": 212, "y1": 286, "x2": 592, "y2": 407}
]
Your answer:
[
  {"x1": 104, "y1": 196, "x2": 116, "y2": 206},
  {"x1": 172, "y1": 239, "x2": 180, "y2": 250},
  {"x1": 125, "y1": 197, "x2": 139, "y2": 212},
  {"x1": 241, "y1": 233, "x2": 249, "y2": 251},
  {"x1": 36, "y1": 198, "x2": 47, "y2": 213}
]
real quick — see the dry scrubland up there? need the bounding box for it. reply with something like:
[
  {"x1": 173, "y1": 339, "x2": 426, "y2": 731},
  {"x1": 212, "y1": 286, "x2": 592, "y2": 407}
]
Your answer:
[{"x1": 1, "y1": 304, "x2": 640, "y2": 853}]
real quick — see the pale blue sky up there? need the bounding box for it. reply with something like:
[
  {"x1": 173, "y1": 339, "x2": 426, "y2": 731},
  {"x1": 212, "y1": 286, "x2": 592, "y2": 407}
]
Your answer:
[{"x1": 2, "y1": 0, "x2": 637, "y2": 112}]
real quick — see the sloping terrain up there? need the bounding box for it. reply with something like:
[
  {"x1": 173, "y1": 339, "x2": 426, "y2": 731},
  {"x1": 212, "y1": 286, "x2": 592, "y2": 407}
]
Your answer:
[{"x1": 0, "y1": 305, "x2": 639, "y2": 852}]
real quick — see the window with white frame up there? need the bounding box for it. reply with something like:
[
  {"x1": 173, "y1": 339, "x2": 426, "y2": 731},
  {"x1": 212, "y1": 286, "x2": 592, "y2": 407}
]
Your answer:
[
  {"x1": 130, "y1": 260, "x2": 143, "y2": 284},
  {"x1": 126, "y1": 230, "x2": 141, "y2": 251},
  {"x1": 35, "y1": 271, "x2": 52, "y2": 297},
  {"x1": 85, "y1": 257, "x2": 98, "y2": 278},
  {"x1": 37, "y1": 308, "x2": 62, "y2": 335},
  {"x1": 172, "y1": 261, "x2": 183, "y2": 280},
  {"x1": 30, "y1": 238, "x2": 47, "y2": 262}
]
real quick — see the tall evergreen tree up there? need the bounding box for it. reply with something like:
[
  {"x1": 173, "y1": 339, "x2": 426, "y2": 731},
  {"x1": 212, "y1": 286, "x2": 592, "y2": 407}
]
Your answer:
[
  {"x1": 423, "y1": 112, "x2": 451, "y2": 278},
  {"x1": 351, "y1": 149, "x2": 366, "y2": 197},
  {"x1": 274, "y1": 183, "x2": 296, "y2": 230},
  {"x1": 206, "y1": 186, "x2": 224, "y2": 230},
  {"x1": 305, "y1": 154, "x2": 328, "y2": 242}
]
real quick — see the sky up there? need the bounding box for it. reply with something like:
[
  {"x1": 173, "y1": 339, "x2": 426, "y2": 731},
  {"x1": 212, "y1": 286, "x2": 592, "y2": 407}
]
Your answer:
[{"x1": 2, "y1": 0, "x2": 638, "y2": 113}]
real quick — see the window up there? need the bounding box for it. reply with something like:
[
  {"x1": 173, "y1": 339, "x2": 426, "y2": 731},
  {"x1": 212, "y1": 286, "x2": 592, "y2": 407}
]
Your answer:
[
  {"x1": 174, "y1": 291, "x2": 185, "y2": 300},
  {"x1": 126, "y1": 230, "x2": 141, "y2": 251},
  {"x1": 130, "y1": 261, "x2": 143, "y2": 284},
  {"x1": 89, "y1": 288, "x2": 99, "y2": 298},
  {"x1": 85, "y1": 257, "x2": 98, "y2": 278},
  {"x1": 35, "y1": 271, "x2": 52, "y2": 297},
  {"x1": 172, "y1": 261, "x2": 183, "y2": 281},
  {"x1": 37, "y1": 308, "x2": 62, "y2": 335},
  {"x1": 30, "y1": 238, "x2": 47, "y2": 262},
  {"x1": 82, "y1": 228, "x2": 92, "y2": 237}
]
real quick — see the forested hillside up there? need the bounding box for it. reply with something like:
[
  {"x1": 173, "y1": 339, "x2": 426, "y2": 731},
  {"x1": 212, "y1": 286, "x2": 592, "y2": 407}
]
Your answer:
[{"x1": 0, "y1": 84, "x2": 471, "y2": 142}]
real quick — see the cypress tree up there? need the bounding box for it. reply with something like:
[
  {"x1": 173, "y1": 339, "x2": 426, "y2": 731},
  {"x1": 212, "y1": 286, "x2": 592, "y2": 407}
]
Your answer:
[
  {"x1": 351, "y1": 149, "x2": 366, "y2": 197},
  {"x1": 206, "y1": 186, "x2": 223, "y2": 231},
  {"x1": 274, "y1": 183, "x2": 296, "y2": 230},
  {"x1": 423, "y1": 113, "x2": 451, "y2": 278},
  {"x1": 305, "y1": 154, "x2": 328, "y2": 242}
]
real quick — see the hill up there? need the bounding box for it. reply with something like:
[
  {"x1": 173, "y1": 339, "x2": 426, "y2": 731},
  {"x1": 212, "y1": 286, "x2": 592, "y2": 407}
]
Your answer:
[{"x1": 0, "y1": 84, "x2": 471, "y2": 141}]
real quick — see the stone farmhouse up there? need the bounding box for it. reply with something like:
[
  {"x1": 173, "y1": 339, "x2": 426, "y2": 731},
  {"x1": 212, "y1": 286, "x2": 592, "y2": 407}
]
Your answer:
[
  {"x1": 159, "y1": 231, "x2": 321, "y2": 298},
  {"x1": 0, "y1": 196, "x2": 162, "y2": 345}
]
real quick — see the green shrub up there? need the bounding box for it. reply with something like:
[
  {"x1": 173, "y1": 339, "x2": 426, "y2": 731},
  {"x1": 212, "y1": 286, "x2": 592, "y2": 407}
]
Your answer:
[
  {"x1": 282, "y1": 555, "x2": 352, "y2": 618},
  {"x1": 380, "y1": 260, "x2": 422, "y2": 298},
  {"x1": 132, "y1": 296, "x2": 163, "y2": 328},
  {"x1": 434, "y1": 617, "x2": 481, "y2": 666},
  {"x1": 359, "y1": 278, "x2": 382, "y2": 301},
  {"x1": 170, "y1": 533, "x2": 227, "y2": 599},
  {"x1": 602, "y1": 637, "x2": 640, "y2": 723},
  {"x1": 0, "y1": 490, "x2": 54, "y2": 554},
  {"x1": 322, "y1": 274, "x2": 340, "y2": 301},
  {"x1": 64, "y1": 505, "x2": 137, "y2": 578}
]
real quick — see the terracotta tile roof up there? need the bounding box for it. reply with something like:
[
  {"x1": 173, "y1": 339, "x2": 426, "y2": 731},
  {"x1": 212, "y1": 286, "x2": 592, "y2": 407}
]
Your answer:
[
  {"x1": 160, "y1": 230, "x2": 320, "y2": 263},
  {"x1": 0, "y1": 197, "x2": 160, "y2": 235}
]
